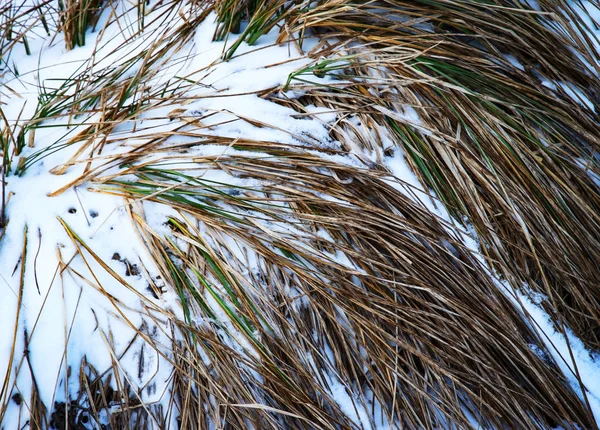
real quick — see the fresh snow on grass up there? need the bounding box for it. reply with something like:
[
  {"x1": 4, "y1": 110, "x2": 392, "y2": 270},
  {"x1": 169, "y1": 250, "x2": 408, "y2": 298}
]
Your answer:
[
  {"x1": 1, "y1": 3, "x2": 375, "y2": 427},
  {"x1": 1, "y1": 0, "x2": 600, "y2": 428}
]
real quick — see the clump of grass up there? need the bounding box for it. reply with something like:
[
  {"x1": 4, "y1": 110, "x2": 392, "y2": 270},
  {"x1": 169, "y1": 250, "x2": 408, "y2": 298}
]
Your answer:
[
  {"x1": 275, "y1": 0, "x2": 600, "y2": 355},
  {"x1": 58, "y1": 0, "x2": 105, "y2": 50},
  {"x1": 12, "y1": 0, "x2": 212, "y2": 177},
  {"x1": 85, "y1": 149, "x2": 595, "y2": 428},
  {"x1": 0, "y1": 0, "x2": 53, "y2": 75}
]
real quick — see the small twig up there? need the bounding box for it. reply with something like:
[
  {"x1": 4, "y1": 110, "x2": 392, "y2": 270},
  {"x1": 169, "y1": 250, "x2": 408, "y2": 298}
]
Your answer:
[
  {"x1": 74, "y1": 186, "x2": 91, "y2": 226},
  {"x1": 1, "y1": 161, "x2": 6, "y2": 229},
  {"x1": 33, "y1": 228, "x2": 42, "y2": 294}
]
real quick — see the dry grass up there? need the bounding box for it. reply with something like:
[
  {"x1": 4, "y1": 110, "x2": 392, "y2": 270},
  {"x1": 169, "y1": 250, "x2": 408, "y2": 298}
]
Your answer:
[
  {"x1": 58, "y1": 0, "x2": 105, "y2": 50},
  {"x1": 102, "y1": 150, "x2": 596, "y2": 428},
  {"x1": 273, "y1": 0, "x2": 600, "y2": 352},
  {"x1": 2, "y1": 0, "x2": 600, "y2": 428}
]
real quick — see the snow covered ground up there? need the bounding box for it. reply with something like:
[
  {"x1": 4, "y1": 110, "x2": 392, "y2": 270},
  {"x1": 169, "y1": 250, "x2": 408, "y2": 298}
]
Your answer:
[{"x1": 1, "y1": 0, "x2": 600, "y2": 428}]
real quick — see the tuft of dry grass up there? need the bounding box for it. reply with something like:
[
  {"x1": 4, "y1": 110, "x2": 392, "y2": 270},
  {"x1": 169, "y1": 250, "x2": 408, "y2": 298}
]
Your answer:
[
  {"x1": 58, "y1": 0, "x2": 105, "y2": 50},
  {"x1": 106, "y1": 151, "x2": 596, "y2": 428},
  {"x1": 269, "y1": 0, "x2": 600, "y2": 355}
]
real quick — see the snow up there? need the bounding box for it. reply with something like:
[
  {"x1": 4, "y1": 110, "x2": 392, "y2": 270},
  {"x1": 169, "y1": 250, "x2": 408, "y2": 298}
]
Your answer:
[{"x1": 2, "y1": 0, "x2": 600, "y2": 428}]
